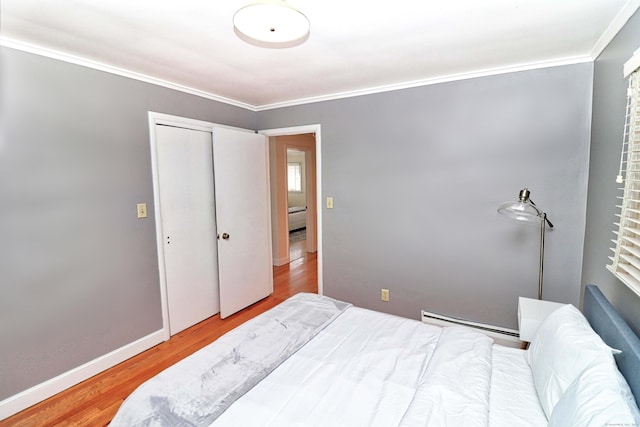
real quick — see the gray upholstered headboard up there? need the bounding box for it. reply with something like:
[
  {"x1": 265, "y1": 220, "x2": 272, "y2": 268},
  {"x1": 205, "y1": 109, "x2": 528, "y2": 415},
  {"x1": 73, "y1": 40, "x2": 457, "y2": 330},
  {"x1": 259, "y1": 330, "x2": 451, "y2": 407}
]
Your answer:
[{"x1": 583, "y1": 284, "x2": 640, "y2": 406}]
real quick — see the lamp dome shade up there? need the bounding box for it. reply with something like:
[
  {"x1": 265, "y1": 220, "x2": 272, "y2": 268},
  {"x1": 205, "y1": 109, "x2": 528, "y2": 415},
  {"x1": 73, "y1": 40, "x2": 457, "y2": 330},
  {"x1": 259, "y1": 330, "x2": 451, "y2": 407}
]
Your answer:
[
  {"x1": 497, "y1": 200, "x2": 543, "y2": 223},
  {"x1": 497, "y1": 188, "x2": 544, "y2": 223}
]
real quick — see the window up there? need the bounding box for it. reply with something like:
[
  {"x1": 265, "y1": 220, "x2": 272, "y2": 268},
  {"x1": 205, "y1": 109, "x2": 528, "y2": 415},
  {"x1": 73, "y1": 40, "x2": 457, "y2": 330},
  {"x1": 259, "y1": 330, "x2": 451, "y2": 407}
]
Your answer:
[
  {"x1": 608, "y1": 49, "x2": 640, "y2": 297},
  {"x1": 288, "y1": 162, "x2": 302, "y2": 192}
]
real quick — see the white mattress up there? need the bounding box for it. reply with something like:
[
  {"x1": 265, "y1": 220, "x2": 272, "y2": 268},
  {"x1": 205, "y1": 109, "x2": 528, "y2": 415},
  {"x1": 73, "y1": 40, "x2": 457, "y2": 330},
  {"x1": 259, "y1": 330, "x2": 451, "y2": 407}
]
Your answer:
[
  {"x1": 212, "y1": 307, "x2": 547, "y2": 427},
  {"x1": 490, "y1": 346, "x2": 547, "y2": 426}
]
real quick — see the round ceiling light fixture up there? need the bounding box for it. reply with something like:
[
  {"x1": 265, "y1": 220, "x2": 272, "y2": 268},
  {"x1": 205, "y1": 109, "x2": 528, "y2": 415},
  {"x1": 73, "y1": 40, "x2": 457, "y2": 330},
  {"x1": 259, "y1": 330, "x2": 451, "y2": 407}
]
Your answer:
[{"x1": 233, "y1": 0, "x2": 310, "y2": 48}]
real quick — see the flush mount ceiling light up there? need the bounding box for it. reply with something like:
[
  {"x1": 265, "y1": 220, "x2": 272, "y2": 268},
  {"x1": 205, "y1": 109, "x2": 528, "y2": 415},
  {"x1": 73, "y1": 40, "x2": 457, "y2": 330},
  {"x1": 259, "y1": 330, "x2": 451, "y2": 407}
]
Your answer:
[{"x1": 233, "y1": 0, "x2": 310, "y2": 48}]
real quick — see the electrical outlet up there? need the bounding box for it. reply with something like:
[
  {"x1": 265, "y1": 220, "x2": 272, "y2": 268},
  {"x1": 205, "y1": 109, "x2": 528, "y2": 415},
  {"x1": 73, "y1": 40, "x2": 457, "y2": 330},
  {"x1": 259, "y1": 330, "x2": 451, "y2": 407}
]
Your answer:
[
  {"x1": 381, "y1": 288, "x2": 390, "y2": 302},
  {"x1": 137, "y1": 203, "x2": 148, "y2": 218}
]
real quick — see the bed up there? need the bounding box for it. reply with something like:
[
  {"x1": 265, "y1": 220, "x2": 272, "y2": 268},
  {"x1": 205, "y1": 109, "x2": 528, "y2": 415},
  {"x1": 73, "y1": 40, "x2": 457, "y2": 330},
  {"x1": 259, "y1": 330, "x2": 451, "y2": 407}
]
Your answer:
[
  {"x1": 110, "y1": 285, "x2": 640, "y2": 426},
  {"x1": 288, "y1": 206, "x2": 306, "y2": 231}
]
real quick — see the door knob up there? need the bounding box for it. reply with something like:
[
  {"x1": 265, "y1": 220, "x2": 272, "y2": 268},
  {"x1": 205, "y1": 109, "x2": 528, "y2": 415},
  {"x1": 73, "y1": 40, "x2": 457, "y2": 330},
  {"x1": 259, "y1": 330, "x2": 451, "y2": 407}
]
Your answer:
[{"x1": 222, "y1": 233, "x2": 230, "y2": 240}]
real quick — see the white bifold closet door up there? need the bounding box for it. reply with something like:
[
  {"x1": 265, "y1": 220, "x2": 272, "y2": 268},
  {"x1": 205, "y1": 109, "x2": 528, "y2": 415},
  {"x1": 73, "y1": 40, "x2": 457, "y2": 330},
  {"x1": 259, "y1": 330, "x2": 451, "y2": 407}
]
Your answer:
[
  {"x1": 155, "y1": 125, "x2": 219, "y2": 335},
  {"x1": 213, "y1": 127, "x2": 273, "y2": 319},
  {"x1": 155, "y1": 122, "x2": 273, "y2": 335}
]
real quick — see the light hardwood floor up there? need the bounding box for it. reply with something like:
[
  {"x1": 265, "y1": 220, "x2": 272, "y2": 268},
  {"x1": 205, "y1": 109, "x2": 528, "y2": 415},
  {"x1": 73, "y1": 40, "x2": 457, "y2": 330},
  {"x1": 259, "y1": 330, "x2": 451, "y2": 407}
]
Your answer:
[
  {"x1": 289, "y1": 239, "x2": 307, "y2": 262},
  {"x1": 2, "y1": 249, "x2": 317, "y2": 427}
]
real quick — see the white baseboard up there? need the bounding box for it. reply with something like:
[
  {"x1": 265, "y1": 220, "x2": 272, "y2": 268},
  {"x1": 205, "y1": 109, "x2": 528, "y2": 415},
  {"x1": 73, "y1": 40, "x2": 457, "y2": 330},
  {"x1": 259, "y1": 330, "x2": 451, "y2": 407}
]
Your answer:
[
  {"x1": 0, "y1": 329, "x2": 165, "y2": 421},
  {"x1": 273, "y1": 256, "x2": 290, "y2": 266}
]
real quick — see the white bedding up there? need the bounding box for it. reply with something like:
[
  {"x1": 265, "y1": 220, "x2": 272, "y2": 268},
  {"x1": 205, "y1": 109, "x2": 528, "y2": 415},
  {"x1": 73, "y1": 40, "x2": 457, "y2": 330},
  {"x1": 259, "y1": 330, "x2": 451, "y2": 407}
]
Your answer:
[
  {"x1": 213, "y1": 307, "x2": 545, "y2": 427},
  {"x1": 112, "y1": 294, "x2": 547, "y2": 427},
  {"x1": 110, "y1": 294, "x2": 351, "y2": 426},
  {"x1": 490, "y1": 346, "x2": 547, "y2": 426},
  {"x1": 213, "y1": 307, "x2": 443, "y2": 427}
]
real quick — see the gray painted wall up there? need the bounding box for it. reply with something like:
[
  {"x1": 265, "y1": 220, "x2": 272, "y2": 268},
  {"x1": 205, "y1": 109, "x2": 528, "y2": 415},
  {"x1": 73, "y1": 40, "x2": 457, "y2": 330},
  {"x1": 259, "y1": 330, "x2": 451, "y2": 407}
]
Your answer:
[
  {"x1": 582, "y1": 9, "x2": 640, "y2": 336},
  {"x1": 0, "y1": 40, "x2": 601, "y2": 404},
  {"x1": 258, "y1": 64, "x2": 593, "y2": 330},
  {"x1": 0, "y1": 47, "x2": 256, "y2": 399}
]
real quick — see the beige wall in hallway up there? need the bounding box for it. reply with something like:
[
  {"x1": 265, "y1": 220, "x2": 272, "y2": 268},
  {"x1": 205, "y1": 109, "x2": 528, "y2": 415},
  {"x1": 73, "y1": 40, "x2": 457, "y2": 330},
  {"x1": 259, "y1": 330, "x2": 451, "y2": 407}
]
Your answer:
[{"x1": 269, "y1": 134, "x2": 317, "y2": 266}]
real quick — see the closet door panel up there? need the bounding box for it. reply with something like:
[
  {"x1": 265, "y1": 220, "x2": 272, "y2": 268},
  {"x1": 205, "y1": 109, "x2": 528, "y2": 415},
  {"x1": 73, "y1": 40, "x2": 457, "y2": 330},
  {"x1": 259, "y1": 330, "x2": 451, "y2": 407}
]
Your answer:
[
  {"x1": 156, "y1": 125, "x2": 219, "y2": 334},
  {"x1": 213, "y1": 127, "x2": 273, "y2": 318}
]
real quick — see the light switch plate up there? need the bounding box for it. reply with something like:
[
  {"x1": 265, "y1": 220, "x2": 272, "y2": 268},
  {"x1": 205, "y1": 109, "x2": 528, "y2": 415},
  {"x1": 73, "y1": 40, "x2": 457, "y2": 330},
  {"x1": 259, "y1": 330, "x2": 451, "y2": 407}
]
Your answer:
[
  {"x1": 326, "y1": 197, "x2": 334, "y2": 209},
  {"x1": 137, "y1": 203, "x2": 148, "y2": 218}
]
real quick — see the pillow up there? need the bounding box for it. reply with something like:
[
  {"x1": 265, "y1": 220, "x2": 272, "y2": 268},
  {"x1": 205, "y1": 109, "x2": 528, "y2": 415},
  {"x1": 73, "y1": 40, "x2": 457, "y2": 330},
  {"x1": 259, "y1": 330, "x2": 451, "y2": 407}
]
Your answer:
[
  {"x1": 549, "y1": 356, "x2": 640, "y2": 427},
  {"x1": 525, "y1": 304, "x2": 619, "y2": 419}
]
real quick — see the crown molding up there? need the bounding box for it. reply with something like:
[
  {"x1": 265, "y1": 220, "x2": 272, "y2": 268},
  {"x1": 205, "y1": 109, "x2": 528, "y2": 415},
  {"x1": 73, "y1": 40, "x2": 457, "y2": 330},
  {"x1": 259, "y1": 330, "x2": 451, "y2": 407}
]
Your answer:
[
  {"x1": 256, "y1": 56, "x2": 593, "y2": 111},
  {"x1": 590, "y1": 0, "x2": 640, "y2": 59},
  {"x1": 1, "y1": 36, "x2": 594, "y2": 113},
  {"x1": 0, "y1": 37, "x2": 256, "y2": 111}
]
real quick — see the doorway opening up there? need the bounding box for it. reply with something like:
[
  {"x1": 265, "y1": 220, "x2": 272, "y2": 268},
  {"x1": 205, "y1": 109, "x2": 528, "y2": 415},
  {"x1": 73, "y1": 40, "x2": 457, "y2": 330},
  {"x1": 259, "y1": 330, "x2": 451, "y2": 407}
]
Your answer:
[{"x1": 262, "y1": 125, "x2": 322, "y2": 295}]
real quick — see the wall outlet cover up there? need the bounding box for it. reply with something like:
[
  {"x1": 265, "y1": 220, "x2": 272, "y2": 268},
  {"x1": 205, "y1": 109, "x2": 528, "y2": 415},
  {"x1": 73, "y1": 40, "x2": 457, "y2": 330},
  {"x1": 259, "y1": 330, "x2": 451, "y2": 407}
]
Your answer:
[
  {"x1": 137, "y1": 203, "x2": 148, "y2": 218},
  {"x1": 326, "y1": 197, "x2": 334, "y2": 209}
]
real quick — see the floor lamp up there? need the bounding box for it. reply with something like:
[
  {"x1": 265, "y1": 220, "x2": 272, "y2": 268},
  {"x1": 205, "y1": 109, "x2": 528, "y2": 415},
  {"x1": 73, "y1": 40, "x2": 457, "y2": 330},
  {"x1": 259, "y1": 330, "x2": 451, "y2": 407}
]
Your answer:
[{"x1": 497, "y1": 188, "x2": 554, "y2": 300}]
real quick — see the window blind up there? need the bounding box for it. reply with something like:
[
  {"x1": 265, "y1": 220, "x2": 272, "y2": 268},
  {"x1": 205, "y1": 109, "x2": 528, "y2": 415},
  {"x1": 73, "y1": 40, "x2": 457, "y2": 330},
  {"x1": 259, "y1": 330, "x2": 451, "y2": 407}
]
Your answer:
[{"x1": 608, "y1": 51, "x2": 640, "y2": 297}]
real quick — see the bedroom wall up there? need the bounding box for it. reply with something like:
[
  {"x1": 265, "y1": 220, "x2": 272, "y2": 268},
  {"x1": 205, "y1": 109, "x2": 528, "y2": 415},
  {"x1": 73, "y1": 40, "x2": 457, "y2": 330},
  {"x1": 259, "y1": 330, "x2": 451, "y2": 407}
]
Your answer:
[
  {"x1": 258, "y1": 63, "x2": 593, "y2": 329},
  {"x1": 581, "y1": 8, "x2": 640, "y2": 336},
  {"x1": 0, "y1": 46, "x2": 256, "y2": 400}
]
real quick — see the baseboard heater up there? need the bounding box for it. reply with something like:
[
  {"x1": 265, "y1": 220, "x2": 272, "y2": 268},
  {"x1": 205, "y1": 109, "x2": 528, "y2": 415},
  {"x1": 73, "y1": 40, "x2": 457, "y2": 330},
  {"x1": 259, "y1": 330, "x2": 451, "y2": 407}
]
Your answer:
[{"x1": 421, "y1": 310, "x2": 522, "y2": 348}]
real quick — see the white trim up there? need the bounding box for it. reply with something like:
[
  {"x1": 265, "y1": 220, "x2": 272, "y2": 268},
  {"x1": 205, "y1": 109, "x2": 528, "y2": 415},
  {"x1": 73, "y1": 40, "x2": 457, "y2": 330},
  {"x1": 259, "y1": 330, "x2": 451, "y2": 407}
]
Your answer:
[
  {"x1": 273, "y1": 255, "x2": 291, "y2": 266},
  {"x1": 0, "y1": 330, "x2": 165, "y2": 421},
  {"x1": 3, "y1": 36, "x2": 597, "y2": 113},
  {"x1": 0, "y1": 37, "x2": 255, "y2": 111},
  {"x1": 260, "y1": 125, "x2": 320, "y2": 137},
  {"x1": 255, "y1": 56, "x2": 593, "y2": 111},
  {"x1": 148, "y1": 114, "x2": 174, "y2": 341},
  {"x1": 260, "y1": 125, "x2": 323, "y2": 295},
  {"x1": 149, "y1": 113, "x2": 218, "y2": 133},
  {"x1": 149, "y1": 112, "x2": 252, "y2": 133},
  {"x1": 590, "y1": 0, "x2": 640, "y2": 59},
  {"x1": 624, "y1": 47, "x2": 640, "y2": 77}
]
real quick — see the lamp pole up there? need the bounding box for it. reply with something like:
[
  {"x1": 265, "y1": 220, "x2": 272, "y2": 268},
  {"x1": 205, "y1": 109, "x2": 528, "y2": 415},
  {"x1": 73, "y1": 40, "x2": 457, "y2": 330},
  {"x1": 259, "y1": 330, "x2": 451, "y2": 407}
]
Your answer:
[{"x1": 538, "y1": 213, "x2": 546, "y2": 300}]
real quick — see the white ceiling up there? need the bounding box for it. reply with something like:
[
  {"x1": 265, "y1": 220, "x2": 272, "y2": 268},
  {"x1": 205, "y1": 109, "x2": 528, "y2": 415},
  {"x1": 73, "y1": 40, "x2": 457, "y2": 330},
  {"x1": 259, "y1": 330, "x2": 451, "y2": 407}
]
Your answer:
[{"x1": 1, "y1": 0, "x2": 638, "y2": 110}]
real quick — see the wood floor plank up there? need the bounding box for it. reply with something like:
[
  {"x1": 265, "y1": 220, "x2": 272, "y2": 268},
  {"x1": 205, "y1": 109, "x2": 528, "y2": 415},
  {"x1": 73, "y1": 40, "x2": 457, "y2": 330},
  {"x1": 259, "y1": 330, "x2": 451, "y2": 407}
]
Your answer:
[{"x1": 1, "y1": 251, "x2": 317, "y2": 427}]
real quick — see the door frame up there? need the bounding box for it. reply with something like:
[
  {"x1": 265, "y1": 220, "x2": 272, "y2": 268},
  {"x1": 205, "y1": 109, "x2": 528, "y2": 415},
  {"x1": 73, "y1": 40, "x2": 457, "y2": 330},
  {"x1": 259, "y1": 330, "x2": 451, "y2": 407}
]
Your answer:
[
  {"x1": 148, "y1": 111, "x2": 256, "y2": 340},
  {"x1": 260, "y1": 125, "x2": 323, "y2": 296}
]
